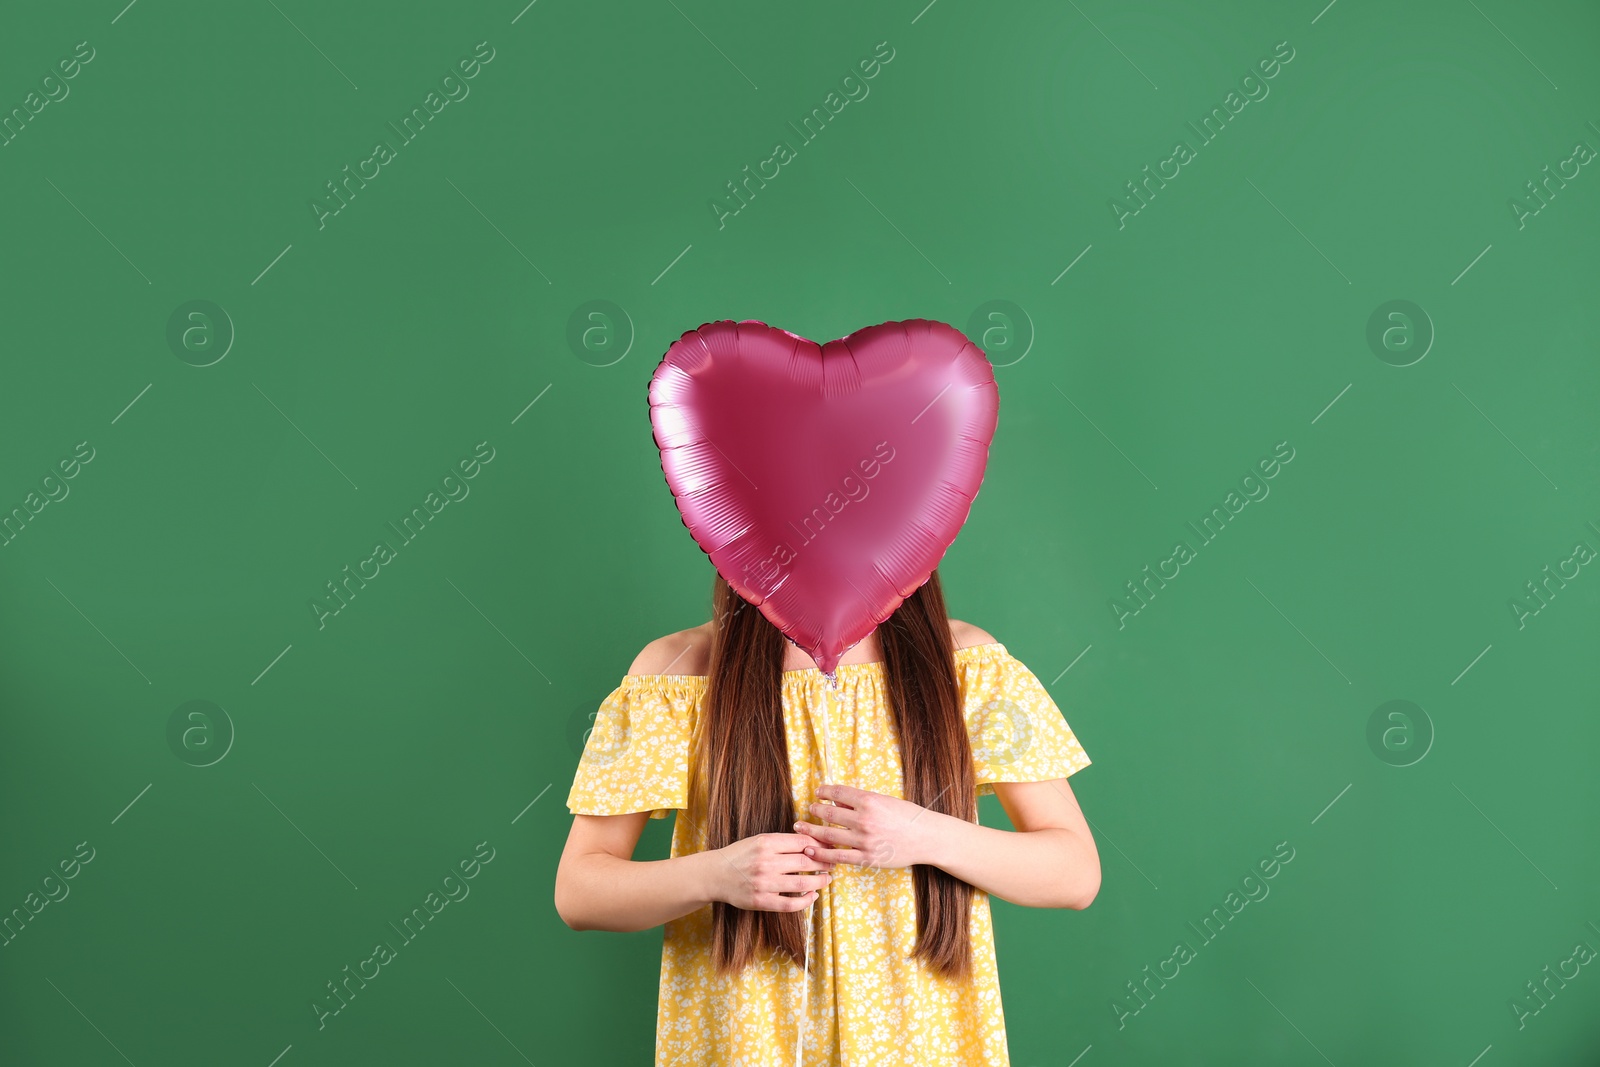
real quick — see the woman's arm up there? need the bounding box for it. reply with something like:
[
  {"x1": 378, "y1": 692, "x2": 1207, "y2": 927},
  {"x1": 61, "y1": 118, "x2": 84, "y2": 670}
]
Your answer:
[
  {"x1": 555, "y1": 812, "x2": 711, "y2": 932},
  {"x1": 795, "y1": 777, "x2": 1101, "y2": 910},
  {"x1": 555, "y1": 812, "x2": 835, "y2": 932},
  {"x1": 935, "y1": 778, "x2": 1100, "y2": 908}
]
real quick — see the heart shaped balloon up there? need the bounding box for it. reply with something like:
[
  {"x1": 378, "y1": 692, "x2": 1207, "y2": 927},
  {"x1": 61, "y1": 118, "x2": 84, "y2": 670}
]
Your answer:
[{"x1": 648, "y1": 318, "x2": 999, "y2": 676}]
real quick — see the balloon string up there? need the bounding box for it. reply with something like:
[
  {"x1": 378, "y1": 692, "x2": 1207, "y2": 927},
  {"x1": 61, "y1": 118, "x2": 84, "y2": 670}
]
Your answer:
[{"x1": 794, "y1": 672, "x2": 837, "y2": 1067}]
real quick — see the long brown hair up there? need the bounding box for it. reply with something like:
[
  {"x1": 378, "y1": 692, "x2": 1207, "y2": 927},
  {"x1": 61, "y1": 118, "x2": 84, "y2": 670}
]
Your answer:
[{"x1": 689, "y1": 568, "x2": 977, "y2": 981}]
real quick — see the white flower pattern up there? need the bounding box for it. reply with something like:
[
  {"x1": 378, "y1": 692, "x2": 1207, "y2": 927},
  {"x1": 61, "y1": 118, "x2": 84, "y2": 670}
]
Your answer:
[{"x1": 566, "y1": 642, "x2": 1092, "y2": 1066}]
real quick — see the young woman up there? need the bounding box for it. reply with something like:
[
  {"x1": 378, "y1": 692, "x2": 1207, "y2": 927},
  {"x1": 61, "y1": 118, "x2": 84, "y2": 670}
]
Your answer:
[{"x1": 555, "y1": 569, "x2": 1099, "y2": 1066}]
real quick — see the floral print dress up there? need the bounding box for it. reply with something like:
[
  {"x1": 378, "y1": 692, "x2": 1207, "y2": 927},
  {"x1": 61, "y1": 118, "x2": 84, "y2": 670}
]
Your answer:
[{"x1": 565, "y1": 642, "x2": 1092, "y2": 1066}]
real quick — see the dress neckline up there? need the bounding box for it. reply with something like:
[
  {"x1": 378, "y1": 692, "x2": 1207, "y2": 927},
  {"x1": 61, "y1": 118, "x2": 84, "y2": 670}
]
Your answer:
[{"x1": 625, "y1": 641, "x2": 1007, "y2": 681}]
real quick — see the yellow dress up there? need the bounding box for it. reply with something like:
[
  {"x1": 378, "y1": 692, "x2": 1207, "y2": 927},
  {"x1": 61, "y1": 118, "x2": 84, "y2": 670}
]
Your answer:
[{"x1": 565, "y1": 641, "x2": 1092, "y2": 1067}]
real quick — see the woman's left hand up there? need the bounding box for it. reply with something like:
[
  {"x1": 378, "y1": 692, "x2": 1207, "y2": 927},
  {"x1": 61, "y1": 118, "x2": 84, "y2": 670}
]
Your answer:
[{"x1": 794, "y1": 783, "x2": 950, "y2": 870}]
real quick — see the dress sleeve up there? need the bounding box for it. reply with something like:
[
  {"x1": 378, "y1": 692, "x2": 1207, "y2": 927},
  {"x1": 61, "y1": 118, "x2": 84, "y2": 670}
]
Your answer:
[
  {"x1": 565, "y1": 674, "x2": 698, "y2": 819},
  {"x1": 959, "y1": 645, "x2": 1092, "y2": 796}
]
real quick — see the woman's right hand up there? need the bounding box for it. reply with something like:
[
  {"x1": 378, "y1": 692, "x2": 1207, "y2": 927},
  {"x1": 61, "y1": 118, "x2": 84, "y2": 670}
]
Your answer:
[{"x1": 706, "y1": 833, "x2": 834, "y2": 912}]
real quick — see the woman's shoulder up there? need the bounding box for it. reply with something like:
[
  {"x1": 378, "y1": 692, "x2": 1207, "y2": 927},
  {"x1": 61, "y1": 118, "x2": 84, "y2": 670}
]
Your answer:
[
  {"x1": 626, "y1": 622, "x2": 715, "y2": 677},
  {"x1": 625, "y1": 618, "x2": 999, "y2": 677},
  {"x1": 950, "y1": 619, "x2": 998, "y2": 651}
]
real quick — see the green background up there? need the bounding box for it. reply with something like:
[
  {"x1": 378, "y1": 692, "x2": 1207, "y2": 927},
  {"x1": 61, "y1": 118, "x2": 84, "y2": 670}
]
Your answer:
[{"x1": 2, "y1": 0, "x2": 1597, "y2": 1063}]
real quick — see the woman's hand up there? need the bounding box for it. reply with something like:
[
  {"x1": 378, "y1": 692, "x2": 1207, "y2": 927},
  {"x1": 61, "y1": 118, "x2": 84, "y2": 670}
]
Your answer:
[
  {"x1": 707, "y1": 832, "x2": 835, "y2": 912},
  {"x1": 793, "y1": 783, "x2": 952, "y2": 870}
]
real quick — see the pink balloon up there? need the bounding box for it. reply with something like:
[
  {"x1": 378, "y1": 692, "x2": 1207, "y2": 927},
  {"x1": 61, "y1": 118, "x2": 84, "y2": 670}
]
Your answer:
[{"x1": 649, "y1": 318, "x2": 1000, "y2": 676}]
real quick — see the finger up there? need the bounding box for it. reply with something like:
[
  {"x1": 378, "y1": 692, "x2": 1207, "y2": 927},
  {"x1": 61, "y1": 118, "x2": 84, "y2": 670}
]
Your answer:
[
  {"x1": 770, "y1": 833, "x2": 827, "y2": 854},
  {"x1": 793, "y1": 819, "x2": 857, "y2": 844},
  {"x1": 788, "y1": 891, "x2": 820, "y2": 911},
  {"x1": 794, "y1": 822, "x2": 856, "y2": 849},
  {"x1": 806, "y1": 800, "x2": 862, "y2": 829},
  {"x1": 804, "y1": 845, "x2": 866, "y2": 865},
  {"x1": 779, "y1": 857, "x2": 835, "y2": 876},
  {"x1": 775, "y1": 872, "x2": 831, "y2": 894},
  {"x1": 816, "y1": 782, "x2": 867, "y2": 807},
  {"x1": 763, "y1": 890, "x2": 818, "y2": 912}
]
